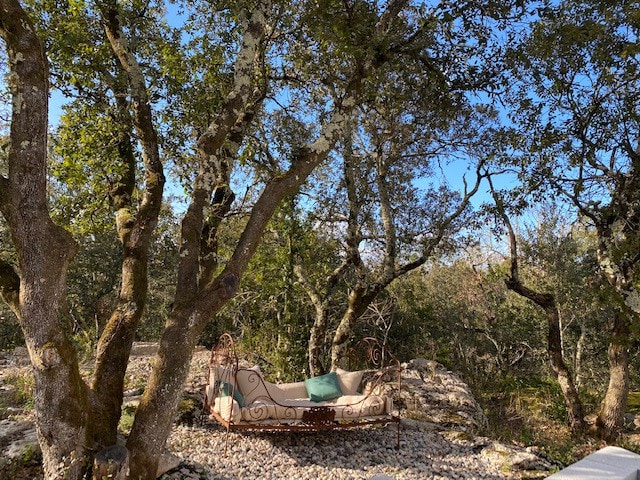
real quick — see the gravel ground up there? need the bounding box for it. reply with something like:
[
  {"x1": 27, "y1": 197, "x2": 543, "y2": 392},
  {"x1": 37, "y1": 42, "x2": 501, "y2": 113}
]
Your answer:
[
  {"x1": 162, "y1": 422, "x2": 511, "y2": 480},
  {"x1": 156, "y1": 346, "x2": 514, "y2": 479}
]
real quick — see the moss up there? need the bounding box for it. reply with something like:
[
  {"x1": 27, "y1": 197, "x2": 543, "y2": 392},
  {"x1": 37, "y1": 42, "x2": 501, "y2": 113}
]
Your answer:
[{"x1": 627, "y1": 392, "x2": 640, "y2": 414}]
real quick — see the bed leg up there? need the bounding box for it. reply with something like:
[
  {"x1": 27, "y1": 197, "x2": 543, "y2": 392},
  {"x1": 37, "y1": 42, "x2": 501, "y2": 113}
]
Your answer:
[{"x1": 224, "y1": 425, "x2": 231, "y2": 456}]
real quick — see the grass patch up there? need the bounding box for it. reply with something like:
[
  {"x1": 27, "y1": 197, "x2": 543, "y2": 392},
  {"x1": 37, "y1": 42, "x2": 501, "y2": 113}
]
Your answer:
[{"x1": 0, "y1": 371, "x2": 35, "y2": 419}]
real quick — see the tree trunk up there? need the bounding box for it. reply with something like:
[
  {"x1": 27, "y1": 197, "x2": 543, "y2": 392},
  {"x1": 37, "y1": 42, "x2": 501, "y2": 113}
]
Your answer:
[
  {"x1": 91, "y1": 256, "x2": 150, "y2": 446},
  {"x1": 0, "y1": 1, "x2": 91, "y2": 478},
  {"x1": 293, "y1": 263, "x2": 335, "y2": 376},
  {"x1": 491, "y1": 181, "x2": 585, "y2": 432},
  {"x1": 308, "y1": 307, "x2": 330, "y2": 376},
  {"x1": 90, "y1": 0, "x2": 166, "y2": 449},
  {"x1": 505, "y1": 280, "x2": 585, "y2": 431},
  {"x1": 596, "y1": 310, "x2": 630, "y2": 441},
  {"x1": 126, "y1": 293, "x2": 231, "y2": 478},
  {"x1": 330, "y1": 288, "x2": 373, "y2": 369},
  {"x1": 574, "y1": 321, "x2": 586, "y2": 389}
]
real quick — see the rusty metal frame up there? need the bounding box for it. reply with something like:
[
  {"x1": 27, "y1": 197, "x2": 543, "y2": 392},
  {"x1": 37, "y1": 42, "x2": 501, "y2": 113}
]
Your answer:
[{"x1": 202, "y1": 333, "x2": 402, "y2": 451}]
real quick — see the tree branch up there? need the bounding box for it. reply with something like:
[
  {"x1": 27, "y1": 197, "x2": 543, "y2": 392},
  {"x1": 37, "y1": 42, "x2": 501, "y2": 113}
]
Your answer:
[
  {"x1": 293, "y1": 264, "x2": 322, "y2": 310},
  {"x1": 396, "y1": 159, "x2": 486, "y2": 277},
  {"x1": 374, "y1": 152, "x2": 397, "y2": 282},
  {"x1": 343, "y1": 126, "x2": 366, "y2": 279},
  {"x1": 99, "y1": 0, "x2": 165, "y2": 239},
  {"x1": 375, "y1": 0, "x2": 410, "y2": 35},
  {"x1": 175, "y1": 1, "x2": 271, "y2": 302}
]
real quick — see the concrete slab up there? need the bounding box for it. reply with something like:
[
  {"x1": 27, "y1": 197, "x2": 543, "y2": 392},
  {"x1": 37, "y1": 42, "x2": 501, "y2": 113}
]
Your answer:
[{"x1": 546, "y1": 446, "x2": 640, "y2": 480}]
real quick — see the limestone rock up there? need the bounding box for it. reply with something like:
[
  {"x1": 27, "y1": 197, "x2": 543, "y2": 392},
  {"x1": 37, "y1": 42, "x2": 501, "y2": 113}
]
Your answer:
[
  {"x1": 480, "y1": 441, "x2": 555, "y2": 474},
  {"x1": 156, "y1": 451, "x2": 181, "y2": 477},
  {"x1": 396, "y1": 358, "x2": 488, "y2": 433},
  {"x1": 0, "y1": 419, "x2": 40, "y2": 464}
]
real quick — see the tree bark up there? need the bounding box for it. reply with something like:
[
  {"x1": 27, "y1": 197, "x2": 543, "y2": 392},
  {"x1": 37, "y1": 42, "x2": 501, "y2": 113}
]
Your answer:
[
  {"x1": 574, "y1": 321, "x2": 586, "y2": 389},
  {"x1": 506, "y1": 279, "x2": 585, "y2": 431},
  {"x1": 491, "y1": 183, "x2": 585, "y2": 432},
  {"x1": 90, "y1": 0, "x2": 166, "y2": 448},
  {"x1": 331, "y1": 287, "x2": 377, "y2": 369},
  {"x1": 596, "y1": 310, "x2": 630, "y2": 441},
  {"x1": 294, "y1": 264, "x2": 331, "y2": 376},
  {"x1": 0, "y1": 1, "x2": 89, "y2": 478}
]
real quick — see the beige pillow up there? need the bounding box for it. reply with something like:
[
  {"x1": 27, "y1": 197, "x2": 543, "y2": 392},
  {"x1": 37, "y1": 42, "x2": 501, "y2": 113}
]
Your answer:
[
  {"x1": 236, "y1": 365, "x2": 272, "y2": 404},
  {"x1": 334, "y1": 368, "x2": 364, "y2": 395},
  {"x1": 274, "y1": 381, "x2": 308, "y2": 401}
]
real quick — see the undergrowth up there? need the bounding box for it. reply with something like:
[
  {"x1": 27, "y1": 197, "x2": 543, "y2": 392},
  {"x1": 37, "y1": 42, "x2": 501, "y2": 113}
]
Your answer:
[{"x1": 474, "y1": 374, "x2": 640, "y2": 467}]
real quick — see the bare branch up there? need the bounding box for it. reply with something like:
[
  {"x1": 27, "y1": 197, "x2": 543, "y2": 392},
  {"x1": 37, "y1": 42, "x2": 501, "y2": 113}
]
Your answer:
[
  {"x1": 397, "y1": 160, "x2": 486, "y2": 277},
  {"x1": 293, "y1": 264, "x2": 322, "y2": 310}
]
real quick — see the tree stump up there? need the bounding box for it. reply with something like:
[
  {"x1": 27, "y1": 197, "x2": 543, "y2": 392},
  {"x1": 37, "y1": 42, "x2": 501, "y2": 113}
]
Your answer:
[{"x1": 93, "y1": 445, "x2": 129, "y2": 480}]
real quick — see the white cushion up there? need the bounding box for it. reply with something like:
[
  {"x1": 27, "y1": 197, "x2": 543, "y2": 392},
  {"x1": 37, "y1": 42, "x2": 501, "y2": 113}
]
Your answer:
[
  {"x1": 240, "y1": 394, "x2": 389, "y2": 422},
  {"x1": 213, "y1": 396, "x2": 241, "y2": 423}
]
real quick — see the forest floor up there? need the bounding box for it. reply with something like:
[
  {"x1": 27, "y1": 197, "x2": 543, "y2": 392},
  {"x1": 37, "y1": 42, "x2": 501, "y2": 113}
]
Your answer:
[{"x1": 1, "y1": 343, "x2": 640, "y2": 479}]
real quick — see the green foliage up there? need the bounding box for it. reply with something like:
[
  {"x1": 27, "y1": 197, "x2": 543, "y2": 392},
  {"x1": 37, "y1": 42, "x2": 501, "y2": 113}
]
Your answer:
[
  {"x1": 118, "y1": 404, "x2": 137, "y2": 434},
  {"x1": 0, "y1": 311, "x2": 22, "y2": 351},
  {"x1": 627, "y1": 392, "x2": 640, "y2": 414}
]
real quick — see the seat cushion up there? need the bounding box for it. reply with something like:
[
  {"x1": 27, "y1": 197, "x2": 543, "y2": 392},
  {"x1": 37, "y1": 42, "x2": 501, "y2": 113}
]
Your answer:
[{"x1": 213, "y1": 396, "x2": 241, "y2": 423}]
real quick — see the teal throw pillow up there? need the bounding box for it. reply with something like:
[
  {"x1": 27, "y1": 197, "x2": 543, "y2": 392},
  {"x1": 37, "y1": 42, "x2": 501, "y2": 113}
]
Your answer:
[
  {"x1": 215, "y1": 380, "x2": 245, "y2": 407},
  {"x1": 305, "y1": 371, "x2": 343, "y2": 402}
]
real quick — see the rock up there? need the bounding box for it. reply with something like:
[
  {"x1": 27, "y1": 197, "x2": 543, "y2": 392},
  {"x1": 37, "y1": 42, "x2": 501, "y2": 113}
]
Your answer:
[
  {"x1": 130, "y1": 342, "x2": 159, "y2": 357},
  {"x1": 0, "y1": 419, "x2": 40, "y2": 463},
  {"x1": 156, "y1": 451, "x2": 181, "y2": 477},
  {"x1": 396, "y1": 358, "x2": 487, "y2": 433},
  {"x1": 12, "y1": 347, "x2": 30, "y2": 366},
  {"x1": 480, "y1": 442, "x2": 554, "y2": 473},
  {"x1": 624, "y1": 413, "x2": 640, "y2": 431},
  {"x1": 124, "y1": 387, "x2": 145, "y2": 397}
]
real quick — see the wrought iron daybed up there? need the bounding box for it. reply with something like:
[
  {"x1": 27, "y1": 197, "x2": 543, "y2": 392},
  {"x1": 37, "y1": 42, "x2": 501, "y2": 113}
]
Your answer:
[{"x1": 202, "y1": 333, "x2": 402, "y2": 448}]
